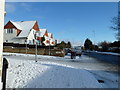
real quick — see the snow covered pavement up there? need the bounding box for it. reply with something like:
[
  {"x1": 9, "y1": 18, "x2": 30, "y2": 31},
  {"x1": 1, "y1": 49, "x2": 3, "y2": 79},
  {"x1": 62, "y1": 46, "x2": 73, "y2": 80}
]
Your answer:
[{"x1": 3, "y1": 52, "x2": 119, "y2": 88}]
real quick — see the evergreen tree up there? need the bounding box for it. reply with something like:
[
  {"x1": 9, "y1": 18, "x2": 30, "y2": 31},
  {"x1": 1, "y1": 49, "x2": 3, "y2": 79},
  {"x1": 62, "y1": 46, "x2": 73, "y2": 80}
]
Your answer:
[
  {"x1": 56, "y1": 41, "x2": 72, "y2": 49},
  {"x1": 41, "y1": 36, "x2": 45, "y2": 46},
  {"x1": 98, "y1": 41, "x2": 110, "y2": 52},
  {"x1": 67, "y1": 41, "x2": 71, "y2": 48},
  {"x1": 56, "y1": 41, "x2": 67, "y2": 49},
  {"x1": 84, "y1": 38, "x2": 93, "y2": 50}
]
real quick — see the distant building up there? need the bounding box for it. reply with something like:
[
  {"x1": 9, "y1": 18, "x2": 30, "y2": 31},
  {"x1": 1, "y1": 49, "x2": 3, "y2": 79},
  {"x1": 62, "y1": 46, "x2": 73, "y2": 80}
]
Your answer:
[
  {"x1": 4, "y1": 20, "x2": 55, "y2": 46},
  {"x1": 38, "y1": 29, "x2": 55, "y2": 46},
  {"x1": 47, "y1": 33, "x2": 55, "y2": 46}
]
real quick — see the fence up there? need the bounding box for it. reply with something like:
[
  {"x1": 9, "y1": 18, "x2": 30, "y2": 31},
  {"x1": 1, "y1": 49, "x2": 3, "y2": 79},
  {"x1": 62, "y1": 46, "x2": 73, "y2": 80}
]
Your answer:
[
  {"x1": 3, "y1": 43, "x2": 64, "y2": 57},
  {"x1": 3, "y1": 42, "x2": 55, "y2": 49}
]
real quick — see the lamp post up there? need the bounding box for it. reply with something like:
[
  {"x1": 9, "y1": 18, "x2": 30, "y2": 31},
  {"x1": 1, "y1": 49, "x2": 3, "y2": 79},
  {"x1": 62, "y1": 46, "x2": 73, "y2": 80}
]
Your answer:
[
  {"x1": 93, "y1": 30, "x2": 96, "y2": 50},
  {"x1": 49, "y1": 39, "x2": 51, "y2": 56},
  {"x1": 35, "y1": 40, "x2": 37, "y2": 62},
  {"x1": 93, "y1": 30, "x2": 95, "y2": 45},
  {"x1": 34, "y1": 32, "x2": 38, "y2": 62},
  {"x1": 25, "y1": 38, "x2": 27, "y2": 55}
]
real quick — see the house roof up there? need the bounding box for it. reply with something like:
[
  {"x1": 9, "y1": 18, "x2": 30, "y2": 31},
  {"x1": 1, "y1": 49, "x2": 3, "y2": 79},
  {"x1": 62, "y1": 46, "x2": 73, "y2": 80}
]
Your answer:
[
  {"x1": 39, "y1": 29, "x2": 47, "y2": 37},
  {"x1": 10, "y1": 20, "x2": 22, "y2": 30},
  {"x1": 10, "y1": 20, "x2": 37, "y2": 37},
  {"x1": 16, "y1": 21, "x2": 37, "y2": 37},
  {"x1": 48, "y1": 33, "x2": 53, "y2": 38}
]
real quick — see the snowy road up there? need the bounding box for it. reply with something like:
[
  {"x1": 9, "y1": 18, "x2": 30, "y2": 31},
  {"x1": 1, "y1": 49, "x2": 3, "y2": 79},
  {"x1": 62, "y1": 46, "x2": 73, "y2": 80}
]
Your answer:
[
  {"x1": 4, "y1": 53, "x2": 118, "y2": 72},
  {"x1": 3, "y1": 53, "x2": 119, "y2": 88}
]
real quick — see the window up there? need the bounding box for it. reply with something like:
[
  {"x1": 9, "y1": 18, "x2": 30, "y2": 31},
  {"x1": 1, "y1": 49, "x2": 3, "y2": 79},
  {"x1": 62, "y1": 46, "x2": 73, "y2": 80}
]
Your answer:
[
  {"x1": 29, "y1": 40, "x2": 32, "y2": 44},
  {"x1": 6, "y1": 40, "x2": 8, "y2": 42},
  {"x1": 7, "y1": 28, "x2": 13, "y2": 33}
]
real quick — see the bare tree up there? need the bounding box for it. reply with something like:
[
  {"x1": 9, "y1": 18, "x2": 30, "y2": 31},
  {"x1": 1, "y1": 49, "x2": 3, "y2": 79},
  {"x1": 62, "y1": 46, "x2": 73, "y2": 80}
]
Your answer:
[
  {"x1": 111, "y1": 17, "x2": 120, "y2": 41},
  {"x1": 111, "y1": 2, "x2": 120, "y2": 41}
]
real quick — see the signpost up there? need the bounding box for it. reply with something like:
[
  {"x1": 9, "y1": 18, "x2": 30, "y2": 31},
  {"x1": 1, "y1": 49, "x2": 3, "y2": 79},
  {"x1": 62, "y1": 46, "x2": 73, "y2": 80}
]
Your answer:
[{"x1": 34, "y1": 32, "x2": 38, "y2": 62}]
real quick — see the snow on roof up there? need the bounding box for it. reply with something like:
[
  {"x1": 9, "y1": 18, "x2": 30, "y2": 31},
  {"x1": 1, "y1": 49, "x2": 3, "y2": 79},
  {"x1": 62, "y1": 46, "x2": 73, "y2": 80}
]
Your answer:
[
  {"x1": 14, "y1": 21, "x2": 36, "y2": 37},
  {"x1": 10, "y1": 20, "x2": 22, "y2": 30},
  {"x1": 39, "y1": 29, "x2": 47, "y2": 37}
]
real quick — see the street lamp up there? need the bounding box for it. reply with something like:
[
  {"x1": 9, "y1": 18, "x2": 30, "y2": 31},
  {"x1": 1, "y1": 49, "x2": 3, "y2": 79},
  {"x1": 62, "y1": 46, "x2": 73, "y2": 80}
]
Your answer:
[
  {"x1": 92, "y1": 30, "x2": 96, "y2": 50},
  {"x1": 25, "y1": 38, "x2": 28, "y2": 55},
  {"x1": 35, "y1": 40, "x2": 37, "y2": 62},
  {"x1": 49, "y1": 38, "x2": 51, "y2": 56},
  {"x1": 93, "y1": 30, "x2": 95, "y2": 45},
  {"x1": 34, "y1": 32, "x2": 38, "y2": 62}
]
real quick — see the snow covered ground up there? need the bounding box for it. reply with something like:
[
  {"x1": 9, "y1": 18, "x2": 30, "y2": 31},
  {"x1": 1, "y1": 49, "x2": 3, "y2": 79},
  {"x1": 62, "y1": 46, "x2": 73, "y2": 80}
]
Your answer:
[{"x1": 3, "y1": 52, "x2": 119, "y2": 88}]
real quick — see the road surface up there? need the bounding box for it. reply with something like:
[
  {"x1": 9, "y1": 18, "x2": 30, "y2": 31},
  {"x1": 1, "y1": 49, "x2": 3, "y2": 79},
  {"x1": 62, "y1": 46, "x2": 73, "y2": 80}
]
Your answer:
[
  {"x1": 3, "y1": 53, "x2": 120, "y2": 88},
  {"x1": 4, "y1": 53, "x2": 119, "y2": 72}
]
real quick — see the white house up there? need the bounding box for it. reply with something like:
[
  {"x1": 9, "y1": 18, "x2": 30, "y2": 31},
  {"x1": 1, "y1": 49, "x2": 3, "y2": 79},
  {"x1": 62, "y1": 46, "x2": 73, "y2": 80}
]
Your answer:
[
  {"x1": 4, "y1": 20, "x2": 40, "y2": 45},
  {"x1": 38, "y1": 29, "x2": 55, "y2": 46},
  {"x1": 4, "y1": 20, "x2": 56, "y2": 46},
  {"x1": 48, "y1": 33, "x2": 55, "y2": 46}
]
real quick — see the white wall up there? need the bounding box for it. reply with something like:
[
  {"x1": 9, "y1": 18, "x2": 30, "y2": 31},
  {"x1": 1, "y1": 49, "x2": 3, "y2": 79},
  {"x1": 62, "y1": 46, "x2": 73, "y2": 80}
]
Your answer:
[
  {"x1": 27, "y1": 29, "x2": 35, "y2": 44},
  {"x1": 0, "y1": 0, "x2": 5, "y2": 88},
  {"x1": 27, "y1": 29, "x2": 39, "y2": 44},
  {"x1": 3, "y1": 28, "x2": 17, "y2": 42},
  {"x1": 3, "y1": 29, "x2": 26, "y2": 44},
  {"x1": 43, "y1": 36, "x2": 55, "y2": 46},
  {"x1": 3, "y1": 29, "x2": 36, "y2": 44},
  {"x1": 3, "y1": 28, "x2": 40, "y2": 45}
]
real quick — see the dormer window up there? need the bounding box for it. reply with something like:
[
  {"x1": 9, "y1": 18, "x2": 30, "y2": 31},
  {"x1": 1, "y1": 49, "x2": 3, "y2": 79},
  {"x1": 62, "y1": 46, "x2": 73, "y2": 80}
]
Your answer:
[{"x1": 6, "y1": 28, "x2": 13, "y2": 33}]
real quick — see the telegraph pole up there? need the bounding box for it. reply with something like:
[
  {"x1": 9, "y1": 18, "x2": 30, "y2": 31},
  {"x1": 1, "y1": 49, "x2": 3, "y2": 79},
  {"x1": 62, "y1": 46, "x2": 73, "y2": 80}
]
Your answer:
[{"x1": 34, "y1": 32, "x2": 37, "y2": 62}]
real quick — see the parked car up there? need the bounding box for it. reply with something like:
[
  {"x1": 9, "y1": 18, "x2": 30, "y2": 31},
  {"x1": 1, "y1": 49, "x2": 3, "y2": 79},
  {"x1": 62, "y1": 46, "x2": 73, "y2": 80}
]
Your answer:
[
  {"x1": 73, "y1": 46, "x2": 82, "y2": 56},
  {"x1": 64, "y1": 48, "x2": 71, "y2": 55}
]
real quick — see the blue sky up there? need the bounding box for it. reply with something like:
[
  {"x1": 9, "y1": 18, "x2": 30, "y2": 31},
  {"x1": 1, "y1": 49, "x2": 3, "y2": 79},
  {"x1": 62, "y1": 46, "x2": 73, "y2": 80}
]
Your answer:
[{"x1": 5, "y1": 2, "x2": 118, "y2": 45}]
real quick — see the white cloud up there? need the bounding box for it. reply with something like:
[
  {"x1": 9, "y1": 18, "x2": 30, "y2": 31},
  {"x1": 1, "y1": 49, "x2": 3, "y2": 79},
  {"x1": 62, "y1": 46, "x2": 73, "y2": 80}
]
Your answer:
[
  {"x1": 71, "y1": 41, "x2": 82, "y2": 46},
  {"x1": 5, "y1": 3, "x2": 16, "y2": 13},
  {"x1": 5, "y1": 3, "x2": 32, "y2": 13},
  {"x1": 20, "y1": 3, "x2": 31, "y2": 12}
]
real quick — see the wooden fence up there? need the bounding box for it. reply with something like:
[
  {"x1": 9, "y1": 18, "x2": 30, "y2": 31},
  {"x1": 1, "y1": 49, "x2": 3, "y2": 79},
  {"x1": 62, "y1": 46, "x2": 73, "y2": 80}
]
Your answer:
[{"x1": 3, "y1": 43, "x2": 65, "y2": 57}]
